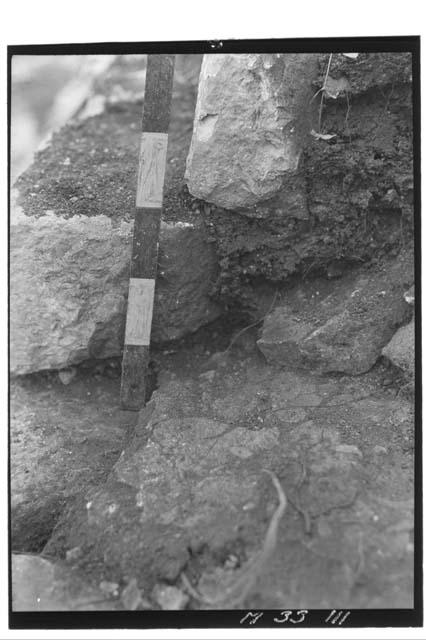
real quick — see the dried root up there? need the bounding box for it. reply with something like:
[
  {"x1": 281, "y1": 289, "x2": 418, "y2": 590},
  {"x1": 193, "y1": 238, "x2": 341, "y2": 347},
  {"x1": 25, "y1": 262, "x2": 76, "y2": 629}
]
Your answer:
[{"x1": 181, "y1": 469, "x2": 287, "y2": 608}]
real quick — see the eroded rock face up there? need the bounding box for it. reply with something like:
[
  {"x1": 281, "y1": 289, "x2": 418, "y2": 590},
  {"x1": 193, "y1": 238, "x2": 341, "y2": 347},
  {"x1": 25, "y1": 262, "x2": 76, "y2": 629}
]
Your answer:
[
  {"x1": 258, "y1": 256, "x2": 413, "y2": 375},
  {"x1": 10, "y1": 374, "x2": 129, "y2": 552},
  {"x1": 193, "y1": 53, "x2": 414, "y2": 308},
  {"x1": 43, "y1": 358, "x2": 413, "y2": 608},
  {"x1": 43, "y1": 367, "x2": 364, "y2": 600},
  {"x1": 185, "y1": 53, "x2": 318, "y2": 211},
  {"x1": 10, "y1": 195, "x2": 220, "y2": 375},
  {"x1": 11, "y1": 58, "x2": 217, "y2": 376}
]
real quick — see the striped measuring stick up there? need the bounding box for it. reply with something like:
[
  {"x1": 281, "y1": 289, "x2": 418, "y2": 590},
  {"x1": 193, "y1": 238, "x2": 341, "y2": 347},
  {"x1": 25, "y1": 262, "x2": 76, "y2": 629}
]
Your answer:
[{"x1": 120, "y1": 54, "x2": 175, "y2": 410}]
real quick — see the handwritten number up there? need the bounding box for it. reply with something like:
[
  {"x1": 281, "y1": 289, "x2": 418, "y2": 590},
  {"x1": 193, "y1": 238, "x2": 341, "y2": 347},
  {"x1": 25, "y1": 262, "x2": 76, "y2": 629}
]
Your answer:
[
  {"x1": 241, "y1": 609, "x2": 310, "y2": 626},
  {"x1": 291, "y1": 609, "x2": 308, "y2": 624},
  {"x1": 325, "y1": 610, "x2": 351, "y2": 625},
  {"x1": 273, "y1": 610, "x2": 292, "y2": 623}
]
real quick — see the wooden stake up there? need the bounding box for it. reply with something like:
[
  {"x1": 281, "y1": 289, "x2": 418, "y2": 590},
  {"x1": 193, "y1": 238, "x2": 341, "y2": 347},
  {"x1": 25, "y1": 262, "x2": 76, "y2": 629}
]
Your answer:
[{"x1": 120, "y1": 54, "x2": 175, "y2": 410}]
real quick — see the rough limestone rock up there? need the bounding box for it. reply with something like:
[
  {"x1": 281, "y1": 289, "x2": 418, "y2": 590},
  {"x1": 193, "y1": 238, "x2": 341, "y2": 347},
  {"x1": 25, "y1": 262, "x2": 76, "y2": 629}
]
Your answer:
[
  {"x1": 258, "y1": 257, "x2": 413, "y2": 375},
  {"x1": 185, "y1": 53, "x2": 318, "y2": 211},
  {"x1": 11, "y1": 57, "x2": 212, "y2": 376},
  {"x1": 43, "y1": 357, "x2": 414, "y2": 608},
  {"x1": 382, "y1": 319, "x2": 415, "y2": 380},
  {"x1": 196, "y1": 53, "x2": 413, "y2": 307},
  {"x1": 11, "y1": 375, "x2": 128, "y2": 552},
  {"x1": 12, "y1": 554, "x2": 118, "y2": 611},
  {"x1": 44, "y1": 366, "x2": 362, "y2": 601},
  {"x1": 10, "y1": 195, "x2": 220, "y2": 375}
]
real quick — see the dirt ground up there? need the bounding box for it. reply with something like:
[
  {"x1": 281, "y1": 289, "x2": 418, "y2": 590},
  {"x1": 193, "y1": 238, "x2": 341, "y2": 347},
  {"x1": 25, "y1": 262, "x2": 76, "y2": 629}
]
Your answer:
[
  {"x1": 10, "y1": 53, "x2": 415, "y2": 611},
  {"x1": 11, "y1": 304, "x2": 414, "y2": 609}
]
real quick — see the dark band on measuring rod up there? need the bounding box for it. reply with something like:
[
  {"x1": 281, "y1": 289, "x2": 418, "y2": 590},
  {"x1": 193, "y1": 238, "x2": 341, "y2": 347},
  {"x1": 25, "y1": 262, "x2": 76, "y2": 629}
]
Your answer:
[{"x1": 120, "y1": 55, "x2": 175, "y2": 411}]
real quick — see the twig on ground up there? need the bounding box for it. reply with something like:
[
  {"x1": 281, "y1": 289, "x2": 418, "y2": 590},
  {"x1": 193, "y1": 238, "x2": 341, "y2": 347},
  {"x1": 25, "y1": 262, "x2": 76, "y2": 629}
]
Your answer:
[
  {"x1": 302, "y1": 259, "x2": 318, "y2": 280},
  {"x1": 311, "y1": 53, "x2": 333, "y2": 102},
  {"x1": 288, "y1": 497, "x2": 312, "y2": 535},
  {"x1": 180, "y1": 571, "x2": 205, "y2": 603},
  {"x1": 180, "y1": 469, "x2": 287, "y2": 608},
  {"x1": 383, "y1": 83, "x2": 395, "y2": 113},
  {"x1": 296, "y1": 459, "x2": 307, "y2": 489},
  {"x1": 318, "y1": 54, "x2": 333, "y2": 133},
  {"x1": 399, "y1": 212, "x2": 405, "y2": 251},
  {"x1": 315, "y1": 490, "x2": 359, "y2": 518},
  {"x1": 288, "y1": 459, "x2": 312, "y2": 535},
  {"x1": 353, "y1": 531, "x2": 366, "y2": 583},
  {"x1": 344, "y1": 91, "x2": 351, "y2": 132}
]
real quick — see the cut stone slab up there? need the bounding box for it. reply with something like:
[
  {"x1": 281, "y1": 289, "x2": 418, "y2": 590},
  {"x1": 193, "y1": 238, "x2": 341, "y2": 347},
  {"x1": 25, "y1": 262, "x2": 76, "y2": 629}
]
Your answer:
[
  {"x1": 185, "y1": 53, "x2": 318, "y2": 211},
  {"x1": 382, "y1": 319, "x2": 415, "y2": 380},
  {"x1": 12, "y1": 554, "x2": 118, "y2": 611},
  {"x1": 258, "y1": 257, "x2": 413, "y2": 375},
  {"x1": 10, "y1": 195, "x2": 220, "y2": 375}
]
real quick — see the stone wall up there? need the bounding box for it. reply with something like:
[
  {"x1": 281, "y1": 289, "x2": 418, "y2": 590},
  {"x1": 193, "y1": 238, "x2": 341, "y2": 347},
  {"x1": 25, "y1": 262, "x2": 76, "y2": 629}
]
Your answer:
[
  {"x1": 185, "y1": 52, "x2": 414, "y2": 311},
  {"x1": 11, "y1": 55, "x2": 221, "y2": 376}
]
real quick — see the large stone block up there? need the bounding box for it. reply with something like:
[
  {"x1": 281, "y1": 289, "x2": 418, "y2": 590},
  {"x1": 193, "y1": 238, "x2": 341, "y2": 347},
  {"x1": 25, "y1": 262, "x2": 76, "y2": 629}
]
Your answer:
[
  {"x1": 11, "y1": 56, "x2": 215, "y2": 376},
  {"x1": 258, "y1": 256, "x2": 413, "y2": 375},
  {"x1": 10, "y1": 193, "x2": 220, "y2": 375},
  {"x1": 185, "y1": 53, "x2": 318, "y2": 211}
]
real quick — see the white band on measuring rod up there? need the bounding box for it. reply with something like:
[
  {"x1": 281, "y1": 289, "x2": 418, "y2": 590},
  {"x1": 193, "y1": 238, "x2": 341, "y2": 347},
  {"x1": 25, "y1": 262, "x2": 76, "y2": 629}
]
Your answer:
[
  {"x1": 136, "y1": 132, "x2": 168, "y2": 208},
  {"x1": 124, "y1": 278, "x2": 155, "y2": 346}
]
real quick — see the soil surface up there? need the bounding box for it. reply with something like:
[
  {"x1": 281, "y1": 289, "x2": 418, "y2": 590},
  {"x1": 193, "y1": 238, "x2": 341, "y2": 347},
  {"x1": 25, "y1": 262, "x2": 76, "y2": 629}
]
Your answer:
[
  {"x1": 14, "y1": 55, "x2": 202, "y2": 228},
  {"x1": 10, "y1": 53, "x2": 415, "y2": 611},
  {"x1": 11, "y1": 315, "x2": 414, "y2": 610},
  {"x1": 10, "y1": 362, "x2": 138, "y2": 552}
]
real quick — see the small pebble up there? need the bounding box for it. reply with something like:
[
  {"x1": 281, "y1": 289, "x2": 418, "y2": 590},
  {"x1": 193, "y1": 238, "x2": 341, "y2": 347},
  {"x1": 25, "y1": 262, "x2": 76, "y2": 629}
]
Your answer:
[
  {"x1": 224, "y1": 554, "x2": 239, "y2": 570},
  {"x1": 58, "y1": 367, "x2": 77, "y2": 385},
  {"x1": 153, "y1": 584, "x2": 189, "y2": 610},
  {"x1": 404, "y1": 285, "x2": 414, "y2": 305},
  {"x1": 373, "y1": 445, "x2": 388, "y2": 455},
  {"x1": 121, "y1": 578, "x2": 143, "y2": 610},
  {"x1": 99, "y1": 581, "x2": 119, "y2": 595},
  {"x1": 65, "y1": 546, "x2": 82, "y2": 561},
  {"x1": 199, "y1": 370, "x2": 216, "y2": 382},
  {"x1": 335, "y1": 444, "x2": 363, "y2": 457},
  {"x1": 242, "y1": 501, "x2": 256, "y2": 511}
]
